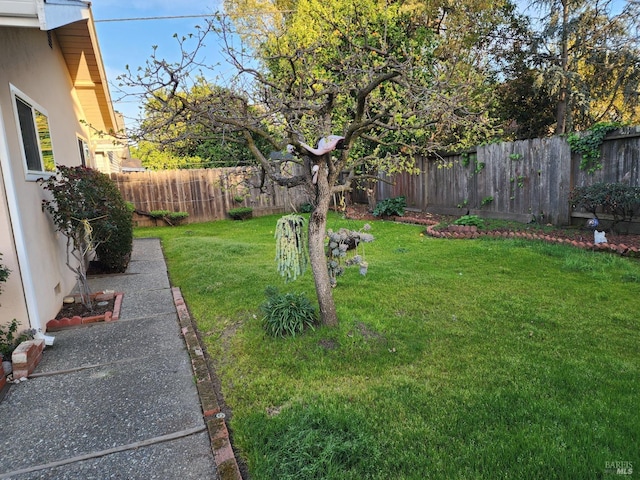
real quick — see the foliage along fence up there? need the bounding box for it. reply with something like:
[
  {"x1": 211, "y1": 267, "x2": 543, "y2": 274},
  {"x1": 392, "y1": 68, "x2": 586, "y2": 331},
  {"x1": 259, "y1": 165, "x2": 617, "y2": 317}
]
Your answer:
[
  {"x1": 111, "y1": 167, "x2": 309, "y2": 226},
  {"x1": 374, "y1": 127, "x2": 640, "y2": 226}
]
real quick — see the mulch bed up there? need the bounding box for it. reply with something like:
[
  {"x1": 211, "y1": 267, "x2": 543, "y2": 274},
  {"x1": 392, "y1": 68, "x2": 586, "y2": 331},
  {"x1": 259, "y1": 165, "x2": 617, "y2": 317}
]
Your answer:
[
  {"x1": 47, "y1": 291, "x2": 123, "y2": 331},
  {"x1": 54, "y1": 296, "x2": 115, "y2": 320}
]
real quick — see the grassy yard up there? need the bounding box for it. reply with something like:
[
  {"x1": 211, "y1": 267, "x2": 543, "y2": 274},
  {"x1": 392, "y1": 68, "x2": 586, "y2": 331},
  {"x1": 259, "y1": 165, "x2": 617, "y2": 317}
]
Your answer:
[{"x1": 135, "y1": 213, "x2": 640, "y2": 479}]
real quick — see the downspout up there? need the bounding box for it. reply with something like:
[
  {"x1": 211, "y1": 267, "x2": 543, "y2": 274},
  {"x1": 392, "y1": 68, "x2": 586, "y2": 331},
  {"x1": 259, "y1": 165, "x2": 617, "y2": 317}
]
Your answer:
[{"x1": 0, "y1": 105, "x2": 42, "y2": 331}]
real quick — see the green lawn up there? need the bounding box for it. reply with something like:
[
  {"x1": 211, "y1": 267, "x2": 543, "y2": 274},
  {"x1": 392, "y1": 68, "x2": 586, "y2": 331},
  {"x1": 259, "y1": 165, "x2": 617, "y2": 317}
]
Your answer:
[{"x1": 136, "y1": 214, "x2": 640, "y2": 479}]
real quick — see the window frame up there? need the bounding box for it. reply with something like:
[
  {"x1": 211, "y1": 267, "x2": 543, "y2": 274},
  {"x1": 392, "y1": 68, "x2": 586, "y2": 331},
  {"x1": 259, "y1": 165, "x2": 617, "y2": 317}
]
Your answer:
[
  {"x1": 77, "y1": 136, "x2": 91, "y2": 167},
  {"x1": 10, "y1": 85, "x2": 56, "y2": 181}
]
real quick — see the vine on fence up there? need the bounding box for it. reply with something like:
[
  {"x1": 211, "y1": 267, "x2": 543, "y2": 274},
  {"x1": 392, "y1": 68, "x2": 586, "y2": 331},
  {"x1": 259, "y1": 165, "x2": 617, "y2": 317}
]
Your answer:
[{"x1": 566, "y1": 122, "x2": 623, "y2": 174}]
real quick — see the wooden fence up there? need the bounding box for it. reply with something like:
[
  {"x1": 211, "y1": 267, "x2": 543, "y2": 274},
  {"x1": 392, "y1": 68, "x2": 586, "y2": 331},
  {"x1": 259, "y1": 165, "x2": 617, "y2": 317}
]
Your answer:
[
  {"x1": 375, "y1": 127, "x2": 640, "y2": 226},
  {"x1": 113, "y1": 127, "x2": 640, "y2": 228},
  {"x1": 111, "y1": 167, "x2": 308, "y2": 226}
]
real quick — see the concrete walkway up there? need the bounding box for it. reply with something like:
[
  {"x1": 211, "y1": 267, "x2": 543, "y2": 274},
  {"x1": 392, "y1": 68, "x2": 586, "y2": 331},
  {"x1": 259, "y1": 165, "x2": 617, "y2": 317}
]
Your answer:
[{"x1": 0, "y1": 238, "x2": 232, "y2": 479}]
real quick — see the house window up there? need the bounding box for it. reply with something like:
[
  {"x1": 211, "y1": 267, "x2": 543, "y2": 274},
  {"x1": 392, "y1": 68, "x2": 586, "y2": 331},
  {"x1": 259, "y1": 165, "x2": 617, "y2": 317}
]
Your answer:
[
  {"x1": 12, "y1": 88, "x2": 55, "y2": 177},
  {"x1": 78, "y1": 137, "x2": 90, "y2": 166}
]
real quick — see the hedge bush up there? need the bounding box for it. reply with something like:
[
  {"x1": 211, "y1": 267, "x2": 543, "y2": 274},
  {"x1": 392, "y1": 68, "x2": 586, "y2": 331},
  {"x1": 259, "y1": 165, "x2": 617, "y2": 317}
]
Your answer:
[
  {"x1": 41, "y1": 166, "x2": 133, "y2": 273},
  {"x1": 569, "y1": 182, "x2": 640, "y2": 231},
  {"x1": 228, "y1": 207, "x2": 253, "y2": 220}
]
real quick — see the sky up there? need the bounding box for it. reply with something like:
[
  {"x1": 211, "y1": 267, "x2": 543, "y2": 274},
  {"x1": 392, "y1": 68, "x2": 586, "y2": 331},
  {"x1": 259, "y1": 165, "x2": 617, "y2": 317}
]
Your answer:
[
  {"x1": 91, "y1": 0, "x2": 632, "y2": 129},
  {"x1": 91, "y1": 0, "x2": 230, "y2": 127}
]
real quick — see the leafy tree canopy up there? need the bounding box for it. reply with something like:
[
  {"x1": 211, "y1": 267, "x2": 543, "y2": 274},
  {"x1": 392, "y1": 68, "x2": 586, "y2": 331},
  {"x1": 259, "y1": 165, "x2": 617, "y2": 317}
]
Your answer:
[{"x1": 116, "y1": 0, "x2": 532, "y2": 326}]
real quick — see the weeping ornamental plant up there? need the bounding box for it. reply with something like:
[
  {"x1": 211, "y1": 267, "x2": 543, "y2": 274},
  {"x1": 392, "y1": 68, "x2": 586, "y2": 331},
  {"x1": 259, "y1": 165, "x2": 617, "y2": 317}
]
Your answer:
[{"x1": 275, "y1": 214, "x2": 308, "y2": 282}]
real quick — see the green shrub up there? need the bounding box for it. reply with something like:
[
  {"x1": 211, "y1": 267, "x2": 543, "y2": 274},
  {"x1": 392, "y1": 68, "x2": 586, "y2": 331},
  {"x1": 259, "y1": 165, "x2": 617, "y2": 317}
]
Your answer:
[
  {"x1": 570, "y1": 182, "x2": 640, "y2": 231},
  {"x1": 228, "y1": 207, "x2": 253, "y2": 220},
  {"x1": 40, "y1": 166, "x2": 133, "y2": 275},
  {"x1": 299, "y1": 202, "x2": 314, "y2": 213},
  {"x1": 453, "y1": 215, "x2": 485, "y2": 228},
  {"x1": 0, "y1": 319, "x2": 34, "y2": 359},
  {"x1": 166, "y1": 211, "x2": 189, "y2": 222},
  {"x1": 149, "y1": 210, "x2": 189, "y2": 225},
  {"x1": 90, "y1": 172, "x2": 133, "y2": 273},
  {"x1": 149, "y1": 209, "x2": 170, "y2": 219},
  {"x1": 0, "y1": 253, "x2": 9, "y2": 296},
  {"x1": 259, "y1": 286, "x2": 318, "y2": 338},
  {"x1": 373, "y1": 196, "x2": 406, "y2": 217}
]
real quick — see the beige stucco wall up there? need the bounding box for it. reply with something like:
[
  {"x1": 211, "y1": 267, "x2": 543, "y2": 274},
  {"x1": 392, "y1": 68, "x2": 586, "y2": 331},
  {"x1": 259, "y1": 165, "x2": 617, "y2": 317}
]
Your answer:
[
  {"x1": 0, "y1": 26, "x2": 96, "y2": 331},
  {"x1": 0, "y1": 160, "x2": 29, "y2": 331}
]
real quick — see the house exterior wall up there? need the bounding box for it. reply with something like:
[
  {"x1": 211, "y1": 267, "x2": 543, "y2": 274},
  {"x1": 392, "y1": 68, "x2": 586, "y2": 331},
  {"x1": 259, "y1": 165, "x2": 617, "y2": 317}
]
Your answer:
[
  {"x1": 0, "y1": 153, "x2": 29, "y2": 328},
  {"x1": 0, "y1": 25, "x2": 96, "y2": 331}
]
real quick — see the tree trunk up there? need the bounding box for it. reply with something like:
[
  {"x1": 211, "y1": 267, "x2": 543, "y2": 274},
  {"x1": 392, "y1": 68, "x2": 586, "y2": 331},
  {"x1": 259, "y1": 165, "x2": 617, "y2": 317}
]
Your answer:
[
  {"x1": 555, "y1": 0, "x2": 569, "y2": 135},
  {"x1": 307, "y1": 160, "x2": 339, "y2": 327}
]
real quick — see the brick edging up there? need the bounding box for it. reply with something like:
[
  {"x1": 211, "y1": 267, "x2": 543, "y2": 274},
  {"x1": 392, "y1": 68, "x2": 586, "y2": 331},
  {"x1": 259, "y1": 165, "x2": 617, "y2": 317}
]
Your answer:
[
  {"x1": 345, "y1": 211, "x2": 640, "y2": 257},
  {"x1": 12, "y1": 339, "x2": 45, "y2": 379},
  {"x1": 171, "y1": 287, "x2": 243, "y2": 480},
  {"x1": 46, "y1": 292, "x2": 124, "y2": 331},
  {"x1": 422, "y1": 224, "x2": 640, "y2": 257}
]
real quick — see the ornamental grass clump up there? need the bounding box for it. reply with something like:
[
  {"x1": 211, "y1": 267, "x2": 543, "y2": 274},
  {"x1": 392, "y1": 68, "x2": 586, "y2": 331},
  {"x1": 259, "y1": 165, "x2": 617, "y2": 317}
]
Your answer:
[{"x1": 260, "y1": 286, "x2": 318, "y2": 338}]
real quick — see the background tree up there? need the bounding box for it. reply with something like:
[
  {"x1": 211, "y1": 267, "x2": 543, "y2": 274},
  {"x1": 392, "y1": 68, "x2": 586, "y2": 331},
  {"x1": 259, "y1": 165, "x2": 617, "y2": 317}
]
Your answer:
[
  {"x1": 527, "y1": 0, "x2": 640, "y2": 134},
  {"x1": 135, "y1": 80, "x2": 268, "y2": 168},
  {"x1": 120, "y1": 0, "x2": 513, "y2": 326}
]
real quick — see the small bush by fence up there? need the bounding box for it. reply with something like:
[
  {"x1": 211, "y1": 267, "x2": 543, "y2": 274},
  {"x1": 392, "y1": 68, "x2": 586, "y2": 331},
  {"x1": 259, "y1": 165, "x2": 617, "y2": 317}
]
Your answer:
[{"x1": 111, "y1": 167, "x2": 308, "y2": 226}]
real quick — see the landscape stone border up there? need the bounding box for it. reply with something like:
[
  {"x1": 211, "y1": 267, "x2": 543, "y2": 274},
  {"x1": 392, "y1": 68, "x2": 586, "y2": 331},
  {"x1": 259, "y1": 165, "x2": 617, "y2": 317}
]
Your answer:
[
  {"x1": 171, "y1": 287, "x2": 243, "y2": 480},
  {"x1": 393, "y1": 214, "x2": 640, "y2": 258}
]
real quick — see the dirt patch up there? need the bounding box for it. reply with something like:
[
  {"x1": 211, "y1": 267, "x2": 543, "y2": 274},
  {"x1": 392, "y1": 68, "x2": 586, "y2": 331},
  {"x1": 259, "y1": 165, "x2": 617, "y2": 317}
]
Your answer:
[
  {"x1": 355, "y1": 322, "x2": 384, "y2": 341},
  {"x1": 344, "y1": 322, "x2": 387, "y2": 346},
  {"x1": 318, "y1": 338, "x2": 339, "y2": 350}
]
